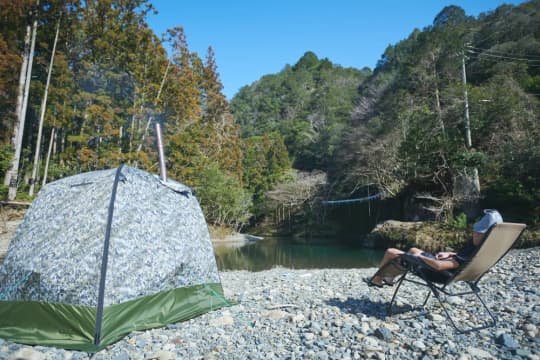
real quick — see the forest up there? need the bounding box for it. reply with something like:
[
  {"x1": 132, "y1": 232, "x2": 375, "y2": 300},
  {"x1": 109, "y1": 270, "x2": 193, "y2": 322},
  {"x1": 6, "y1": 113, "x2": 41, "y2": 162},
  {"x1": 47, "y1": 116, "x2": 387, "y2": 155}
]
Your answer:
[
  {"x1": 232, "y1": 1, "x2": 540, "y2": 236},
  {"x1": 0, "y1": 0, "x2": 284, "y2": 231},
  {"x1": 1, "y1": 0, "x2": 539, "y2": 238}
]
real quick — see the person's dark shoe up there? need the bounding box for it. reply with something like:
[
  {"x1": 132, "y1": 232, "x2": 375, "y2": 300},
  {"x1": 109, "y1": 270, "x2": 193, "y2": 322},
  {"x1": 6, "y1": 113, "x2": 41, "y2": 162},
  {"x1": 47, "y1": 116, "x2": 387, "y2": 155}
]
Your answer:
[{"x1": 363, "y1": 276, "x2": 384, "y2": 288}]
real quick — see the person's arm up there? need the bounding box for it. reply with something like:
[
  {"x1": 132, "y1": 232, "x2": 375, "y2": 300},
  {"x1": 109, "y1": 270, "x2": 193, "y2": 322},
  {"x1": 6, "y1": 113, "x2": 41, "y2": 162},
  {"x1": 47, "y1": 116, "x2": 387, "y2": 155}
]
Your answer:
[
  {"x1": 418, "y1": 254, "x2": 460, "y2": 271},
  {"x1": 435, "y1": 251, "x2": 456, "y2": 260}
]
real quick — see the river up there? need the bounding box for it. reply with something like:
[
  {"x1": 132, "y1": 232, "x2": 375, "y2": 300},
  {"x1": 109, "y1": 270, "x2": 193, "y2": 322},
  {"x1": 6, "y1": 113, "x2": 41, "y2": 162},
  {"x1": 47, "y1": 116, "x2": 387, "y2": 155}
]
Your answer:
[{"x1": 213, "y1": 237, "x2": 383, "y2": 272}]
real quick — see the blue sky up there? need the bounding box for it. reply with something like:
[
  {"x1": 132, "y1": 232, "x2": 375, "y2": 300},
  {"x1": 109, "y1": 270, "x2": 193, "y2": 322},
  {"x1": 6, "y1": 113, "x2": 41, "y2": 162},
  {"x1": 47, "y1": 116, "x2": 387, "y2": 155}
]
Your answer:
[{"x1": 146, "y1": 1, "x2": 524, "y2": 99}]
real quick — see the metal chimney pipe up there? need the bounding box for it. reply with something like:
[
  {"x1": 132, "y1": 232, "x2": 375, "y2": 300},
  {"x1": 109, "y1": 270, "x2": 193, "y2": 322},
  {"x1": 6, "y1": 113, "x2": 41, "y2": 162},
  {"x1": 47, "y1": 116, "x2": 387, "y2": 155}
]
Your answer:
[{"x1": 155, "y1": 123, "x2": 167, "y2": 182}]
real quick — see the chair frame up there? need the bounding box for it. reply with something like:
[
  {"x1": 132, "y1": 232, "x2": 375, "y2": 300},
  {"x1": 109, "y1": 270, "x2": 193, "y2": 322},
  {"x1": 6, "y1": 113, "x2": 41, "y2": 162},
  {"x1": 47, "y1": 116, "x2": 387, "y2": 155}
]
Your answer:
[
  {"x1": 388, "y1": 255, "x2": 496, "y2": 333},
  {"x1": 386, "y1": 223, "x2": 526, "y2": 333}
]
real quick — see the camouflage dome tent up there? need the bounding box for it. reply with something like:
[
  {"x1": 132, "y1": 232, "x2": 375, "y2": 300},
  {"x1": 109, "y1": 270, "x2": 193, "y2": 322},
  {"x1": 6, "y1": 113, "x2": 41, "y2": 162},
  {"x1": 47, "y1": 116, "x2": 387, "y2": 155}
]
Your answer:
[{"x1": 0, "y1": 165, "x2": 229, "y2": 352}]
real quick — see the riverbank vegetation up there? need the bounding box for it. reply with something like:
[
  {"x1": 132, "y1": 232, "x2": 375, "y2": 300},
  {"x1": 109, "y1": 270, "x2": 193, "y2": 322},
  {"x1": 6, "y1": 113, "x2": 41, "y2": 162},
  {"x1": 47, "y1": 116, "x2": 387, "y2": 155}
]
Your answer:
[{"x1": 1, "y1": 1, "x2": 539, "y2": 244}]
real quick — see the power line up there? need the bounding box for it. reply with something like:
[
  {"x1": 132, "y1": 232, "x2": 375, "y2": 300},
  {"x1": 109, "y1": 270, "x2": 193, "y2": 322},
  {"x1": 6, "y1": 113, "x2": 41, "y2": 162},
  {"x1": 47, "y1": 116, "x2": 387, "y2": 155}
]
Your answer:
[
  {"x1": 466, "y1": 45, "x2": 540, "y2": 60},
  {"x1": 467, "y1": 54, "x2": 540, "y2": 68},
  {"x1": 466, "y1": 48, "x2": 540, "y2": 63},
  {"x1": 472, "y1": 28, "x2": 508, "y2": 47},
  {"x1": 467, "y1": 53, "x2": 535, "y2": 66}
]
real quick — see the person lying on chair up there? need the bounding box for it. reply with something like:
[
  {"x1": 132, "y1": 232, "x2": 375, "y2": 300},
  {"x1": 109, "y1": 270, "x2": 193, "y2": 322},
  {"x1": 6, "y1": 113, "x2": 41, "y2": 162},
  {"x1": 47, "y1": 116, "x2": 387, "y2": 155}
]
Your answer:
[{"x1": 365, "y1": 209, "x2": 503, "y2": 288}]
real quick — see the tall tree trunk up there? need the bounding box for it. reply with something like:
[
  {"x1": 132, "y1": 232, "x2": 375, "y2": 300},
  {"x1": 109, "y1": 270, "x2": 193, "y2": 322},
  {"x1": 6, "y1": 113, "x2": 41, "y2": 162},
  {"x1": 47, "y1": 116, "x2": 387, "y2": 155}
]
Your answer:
[
  {"x1": 29, "y1": 17, "x2": 60, "y2": 196},
  {"x1": 431, "y1": 52, "x2": 445, "y2": 137},
  {"x1": 6, "y1": 3, "x2": 39, "y2": 200},
  {"x1": 128, "y1": 101, "x2": 144, "y2": 156},
  {"x1": 136, "y1": 60, "x2": 170, "y2": 153},
  {"x1": 3, "y1": 22, "x2": 31, "y2": 189},
  {"x1": 42, "y1": 127, "x2": 55, "y2": 187},
  {"x1": 129, "y1": 62, "x2": 148, "y2": 155}
]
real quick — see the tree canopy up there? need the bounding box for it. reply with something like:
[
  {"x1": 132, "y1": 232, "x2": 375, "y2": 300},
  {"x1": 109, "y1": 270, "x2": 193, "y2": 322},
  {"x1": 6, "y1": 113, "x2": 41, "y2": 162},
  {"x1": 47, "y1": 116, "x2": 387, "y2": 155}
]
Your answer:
[
  {"x1": 0, "y1": 0, "x2": 289, "y2": 229},
  {"x1": 230, "y1": 51, "x2": 371, "y2": 171},
  {"x1": 1, "y1": 0, "x2": 539, "y2": 233},
  {"x1": 331, "y1": 1, "x2": 540, "y2": 224},
  {"x1": 231, "y1": 1, "x2": 540, "y2": 230}
]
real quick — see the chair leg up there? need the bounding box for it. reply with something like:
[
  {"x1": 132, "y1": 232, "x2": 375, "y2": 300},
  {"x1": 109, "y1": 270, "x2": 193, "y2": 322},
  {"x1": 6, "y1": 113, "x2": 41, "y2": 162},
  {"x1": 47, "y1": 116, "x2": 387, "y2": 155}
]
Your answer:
[
  {"x1": 388, "y1": 271, "x2": 407, "y2": 316},
  {"x1": 388, "y1": 271, "x2": 432, "y2": 316},
  {"x1": 430, "y1": 284, "x2": 497, "y2": 333},
  {"x1": 470, "y1": 286, "x2": 497, "y2": 330},
  {"x1": 421, "y1": 290, "x2": 431, "y2": 308},
  {"x1": 386, "y1": 265, "x2": 498, "y2": 333}
]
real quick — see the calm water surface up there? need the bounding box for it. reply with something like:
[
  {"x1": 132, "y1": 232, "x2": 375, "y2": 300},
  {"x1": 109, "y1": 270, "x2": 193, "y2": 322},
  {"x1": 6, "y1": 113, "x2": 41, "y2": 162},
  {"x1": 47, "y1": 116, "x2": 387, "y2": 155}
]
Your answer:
[{"x1": 214, "y1": 237, "x2": 383, "y2": 272}]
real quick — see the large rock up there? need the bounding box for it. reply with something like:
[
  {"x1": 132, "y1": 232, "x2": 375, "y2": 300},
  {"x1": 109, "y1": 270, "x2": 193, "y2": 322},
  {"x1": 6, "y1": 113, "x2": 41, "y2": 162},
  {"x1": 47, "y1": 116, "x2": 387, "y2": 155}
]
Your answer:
[{"x1": 363, "y1": 220, "x2": 468, "y2": 251}]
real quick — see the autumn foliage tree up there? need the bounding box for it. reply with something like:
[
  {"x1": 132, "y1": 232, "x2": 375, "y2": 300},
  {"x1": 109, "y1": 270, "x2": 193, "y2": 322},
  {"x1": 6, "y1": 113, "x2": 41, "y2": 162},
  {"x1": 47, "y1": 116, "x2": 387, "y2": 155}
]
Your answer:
[{"x1": 0, "y1": 0, "x2": 259, "y2": 228}]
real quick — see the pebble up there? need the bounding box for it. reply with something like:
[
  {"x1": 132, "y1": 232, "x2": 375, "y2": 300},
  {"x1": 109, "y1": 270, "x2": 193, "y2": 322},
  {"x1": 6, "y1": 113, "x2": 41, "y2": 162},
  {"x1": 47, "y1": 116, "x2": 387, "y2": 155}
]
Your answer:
[
  {"x1": 428, "y1": 313, "x2": 445, "y2": 322},
  {"x1": 9, "y1": 348, "x2": 45, "y2": 360},
  {"x1": 467, "y1": 346, "x2": 494, "y2": 359},
  {"x1": 524, "y1": 323, "x2": 539, "y2": 337},
  {"x1": 374, "y1": 327, "x2": 392, "y2": 341},
  {"x1": 209, "y1": 315, "x2": 234, "y2": 326},
  {"x1": 495, "y1": 333, "x2": 519, "y2": 349},
  {"x1": 0, "y1": 248, "x2": 538, "y2": 359},
  {"x1": 149, "y1": 350, "x2": 175, "y2": 360},
  {"x1": 261, "y1": 309, "x2": 289, "y2": 320},
  {"x1": 413, "y1": 340, "x2": 427, "y2": 351}
]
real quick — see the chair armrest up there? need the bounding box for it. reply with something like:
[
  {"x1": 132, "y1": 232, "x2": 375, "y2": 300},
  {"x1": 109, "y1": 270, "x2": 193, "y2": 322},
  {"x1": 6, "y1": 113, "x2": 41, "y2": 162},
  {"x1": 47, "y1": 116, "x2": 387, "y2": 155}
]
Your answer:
[{"x1": 399, "y1": 253, "x2": 455, "y2": 284}]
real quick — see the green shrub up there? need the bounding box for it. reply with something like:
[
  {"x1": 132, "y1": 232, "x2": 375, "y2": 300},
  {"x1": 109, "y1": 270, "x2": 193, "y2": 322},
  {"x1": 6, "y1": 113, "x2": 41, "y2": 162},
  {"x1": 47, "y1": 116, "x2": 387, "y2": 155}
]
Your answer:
[
  {"x1": 0, "y1": 144, "x2": 13, "y2": 179},
  {"x1": 447, "y1": 212, "x2": 468, "y2": 231},
  {"x1": 0, "y1": 185, "x2": 7, "y2": 199},
  {"x1": 195, "y1": 163, "x2": 253, "y2": 230}
]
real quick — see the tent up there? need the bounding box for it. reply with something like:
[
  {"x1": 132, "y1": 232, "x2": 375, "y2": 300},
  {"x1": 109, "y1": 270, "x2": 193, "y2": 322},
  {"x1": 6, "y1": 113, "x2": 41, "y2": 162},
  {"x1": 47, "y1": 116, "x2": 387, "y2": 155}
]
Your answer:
[{"x1": 0, "y1": 165, "x2": 229, "y2": 352}]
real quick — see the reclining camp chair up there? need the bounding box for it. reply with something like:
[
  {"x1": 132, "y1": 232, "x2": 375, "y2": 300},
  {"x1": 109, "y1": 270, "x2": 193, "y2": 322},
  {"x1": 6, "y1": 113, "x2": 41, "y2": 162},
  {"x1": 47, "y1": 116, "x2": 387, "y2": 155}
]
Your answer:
[{"x1": 386, "y1": 222, "x2": 526, "y2": 333}]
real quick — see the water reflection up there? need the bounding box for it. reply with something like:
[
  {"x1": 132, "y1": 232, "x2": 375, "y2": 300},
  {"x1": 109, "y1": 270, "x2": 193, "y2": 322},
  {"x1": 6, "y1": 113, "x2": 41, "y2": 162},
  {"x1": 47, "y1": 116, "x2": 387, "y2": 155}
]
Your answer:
[{"x1": 214, "y1": 237, "x2": 383, "y2": 272}]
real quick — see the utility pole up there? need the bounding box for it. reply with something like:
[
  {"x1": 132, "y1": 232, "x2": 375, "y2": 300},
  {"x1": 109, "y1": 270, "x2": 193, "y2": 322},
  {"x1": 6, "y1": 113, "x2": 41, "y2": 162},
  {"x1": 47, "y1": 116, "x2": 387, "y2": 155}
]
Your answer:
[
  {"x1": 462, "y1": 52, "x2": 472, "y2": 148},
  {"x1": 459, "y1": 49, "x2": 480, "y2": 206}
]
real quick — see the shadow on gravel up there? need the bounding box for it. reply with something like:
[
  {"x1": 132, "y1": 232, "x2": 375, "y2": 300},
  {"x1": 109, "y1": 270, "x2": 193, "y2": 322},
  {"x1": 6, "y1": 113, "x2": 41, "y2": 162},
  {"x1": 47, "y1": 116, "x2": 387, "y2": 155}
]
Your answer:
[
  {"x1": 326, "y1": 297, "x2": 419, "y2": 320},
  {"x1": 326, "y1": 297, "x2": 389, "y2": 319}
]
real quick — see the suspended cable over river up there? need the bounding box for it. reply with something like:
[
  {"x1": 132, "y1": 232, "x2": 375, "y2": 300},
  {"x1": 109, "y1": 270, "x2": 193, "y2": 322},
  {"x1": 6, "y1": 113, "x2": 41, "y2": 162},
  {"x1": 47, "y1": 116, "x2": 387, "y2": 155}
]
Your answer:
[{"x1": 322, "y1": 193, "x2": 382, "y2": 206}]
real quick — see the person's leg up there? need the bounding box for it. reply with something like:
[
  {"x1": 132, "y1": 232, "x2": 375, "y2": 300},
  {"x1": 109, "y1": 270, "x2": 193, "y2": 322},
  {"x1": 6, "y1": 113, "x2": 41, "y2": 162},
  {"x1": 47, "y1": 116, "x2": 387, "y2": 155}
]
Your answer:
[
  {"x1": 408, "y1": 247, "x2": 424, "y2": 256},
  {"x1": 378, "y1": 248, "x2": 405, "y2": 268},
  {"x1": 370, "y1": 248, "x2": 405, "y2": 285},
  {"x1": 369, "y1": 247, "x2": 426, "y2": 286}
]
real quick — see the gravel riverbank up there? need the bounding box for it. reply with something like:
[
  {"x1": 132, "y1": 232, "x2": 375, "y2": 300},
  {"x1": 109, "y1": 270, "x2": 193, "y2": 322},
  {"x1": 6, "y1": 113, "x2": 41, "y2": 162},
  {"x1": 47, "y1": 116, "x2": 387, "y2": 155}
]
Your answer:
[
  {"x1": 0, "y1": 220, "x2": 20, "y2": 262},
  {"x1": 1, "y1": 247, "x2": 539, "y2": 360}
]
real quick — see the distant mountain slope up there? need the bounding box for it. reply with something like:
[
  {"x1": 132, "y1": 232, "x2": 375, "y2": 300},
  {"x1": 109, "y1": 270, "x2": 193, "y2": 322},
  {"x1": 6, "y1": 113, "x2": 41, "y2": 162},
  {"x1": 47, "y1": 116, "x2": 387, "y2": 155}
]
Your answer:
[
  {"x1": 230, "y1": 51, "x2": 371, "y2": 170},
  {"x1": 232, "y1": 1, "x2": 540, "y2": 228},
  {"x1": 332, "y1": 1, "x2": 540, "y2": 222}
]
